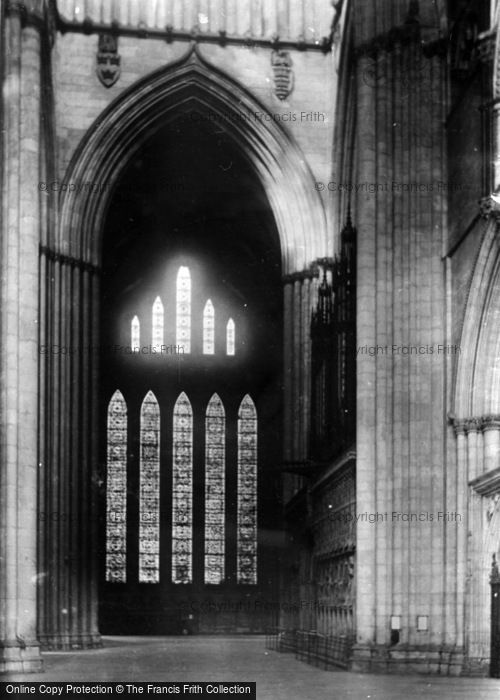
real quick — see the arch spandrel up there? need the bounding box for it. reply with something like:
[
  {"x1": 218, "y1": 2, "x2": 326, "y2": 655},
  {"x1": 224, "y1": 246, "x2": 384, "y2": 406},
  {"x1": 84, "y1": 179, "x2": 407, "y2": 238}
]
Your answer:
[{"x1": 58, "y1": 44, "x2": 328, "y2": 275}]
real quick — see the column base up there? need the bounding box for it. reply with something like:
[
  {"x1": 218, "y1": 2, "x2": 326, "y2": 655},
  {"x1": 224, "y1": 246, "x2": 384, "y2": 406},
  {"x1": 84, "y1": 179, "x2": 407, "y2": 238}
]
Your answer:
[
  {"x1": 350, "y1": 644, "x2": 465, "y2": 676},
  {"x1": 38, "y1": 633, "x2": 102, "y2": 652},
  {"x1": 0, "y1": 641, "x2": 43, "y2": 674},
  {"x1": 461, "y1": 656, "x2": 490, "y2": 677}
]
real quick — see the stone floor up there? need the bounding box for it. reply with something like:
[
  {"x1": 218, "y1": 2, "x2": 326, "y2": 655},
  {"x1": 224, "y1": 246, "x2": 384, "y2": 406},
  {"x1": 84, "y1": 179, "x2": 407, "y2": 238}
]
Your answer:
[{"x1": 3, "y1": 636, "x2": 500, "y2": 700}]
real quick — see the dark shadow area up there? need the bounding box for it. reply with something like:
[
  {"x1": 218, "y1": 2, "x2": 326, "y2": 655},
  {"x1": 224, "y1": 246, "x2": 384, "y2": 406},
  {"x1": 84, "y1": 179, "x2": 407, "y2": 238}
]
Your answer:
[{"x1": 98, "y1": 111, "x2": 284, "y2": 634}]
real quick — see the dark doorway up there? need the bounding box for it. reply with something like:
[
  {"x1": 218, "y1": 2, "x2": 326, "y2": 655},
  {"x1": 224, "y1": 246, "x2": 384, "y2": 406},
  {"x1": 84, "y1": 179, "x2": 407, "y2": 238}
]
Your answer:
[{"x1": 98, "y1": 111, "x2": 284, "y2": 634}]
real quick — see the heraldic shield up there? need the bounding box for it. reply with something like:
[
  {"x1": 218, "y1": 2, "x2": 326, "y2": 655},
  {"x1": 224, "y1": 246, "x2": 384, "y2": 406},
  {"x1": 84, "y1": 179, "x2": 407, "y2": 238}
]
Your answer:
[{"x1": 96, "y1": 34, "x2": 121, "y2": 88}]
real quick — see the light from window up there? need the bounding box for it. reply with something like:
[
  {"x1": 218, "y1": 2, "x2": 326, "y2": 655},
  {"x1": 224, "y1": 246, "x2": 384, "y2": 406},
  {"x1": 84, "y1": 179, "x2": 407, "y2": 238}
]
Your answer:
[
  {"x1": 203, "y1": 299, "x2": 215, "y2": 354},
  {"x1": 152, "y1": 297, "x2": 164, "y2": 351},
  {"x1": 139, "y1": 391, "x2": 160, "y2": 583},
  {"x1": 226, "y1": 318, "x2": 235, "y2": 356},
  {"x1": 172, "y1": 392, "x2": 193, "y2": 584},
  {"x1": 131, "y1": 315, "x2": 140, "y2": 352},
  {"x1": 205, "y1": 393, "x2": 225, "y2": 584},
  {"x1": 176, "y1": 266, "x2": 191, "y2": 353},
  {"x1": 237, "y1": 395, "x2": 258, "y2": 584},
  {"x1": 106, "y1": 390, "x2": 127, "y2": 583}
]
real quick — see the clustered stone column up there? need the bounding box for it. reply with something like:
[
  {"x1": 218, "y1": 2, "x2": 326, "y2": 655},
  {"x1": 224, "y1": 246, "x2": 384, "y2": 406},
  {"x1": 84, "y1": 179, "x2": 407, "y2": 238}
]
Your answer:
[
  {"x1": 352, "y1": 5, "x2": 452, "y2": 672},
  {"x1": 280, "y1": 266, "x2": 321, "y2": 632},
  {"x1": 0, "y1": 0, "x2": 44, "y2": 673},
  {"x1": 37, "y1": 248, "x2": 102, "y2": 650},
  {"x1": 282, "y1": 270, "x2": 320, "y2": 498}
]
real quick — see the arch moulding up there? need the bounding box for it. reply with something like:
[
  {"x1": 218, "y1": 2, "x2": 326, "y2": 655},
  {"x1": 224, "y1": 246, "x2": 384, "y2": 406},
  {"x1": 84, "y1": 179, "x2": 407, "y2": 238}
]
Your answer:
[{"x1": 57, "y1": 43, "x2": 328, "y2": 275}]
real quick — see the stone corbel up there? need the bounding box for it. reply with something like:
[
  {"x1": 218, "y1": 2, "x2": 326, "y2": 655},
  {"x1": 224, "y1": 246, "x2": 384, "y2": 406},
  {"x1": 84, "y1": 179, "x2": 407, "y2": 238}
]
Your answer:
[{"x1": 478, "y1": 193, "x2": 500, "y2": 222}]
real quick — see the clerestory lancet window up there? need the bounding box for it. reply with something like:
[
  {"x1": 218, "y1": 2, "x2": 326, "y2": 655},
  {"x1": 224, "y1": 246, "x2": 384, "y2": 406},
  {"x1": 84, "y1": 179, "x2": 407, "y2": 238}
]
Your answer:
[
  {"x1": 131, "y1": 315, "x2": 140, "y2": 352},
  {"x1": 176, "y1": 266, "x2": 191, "y2": 353},
  {"x1": 203, "y1": 299, "x2": 215, "y2": 354},
  {"x1": 152, "y1": 297, "x2": 164, "y2": 351},
  {"x1": 226, "y1": 318, "x2": 235, "y2": 356}
]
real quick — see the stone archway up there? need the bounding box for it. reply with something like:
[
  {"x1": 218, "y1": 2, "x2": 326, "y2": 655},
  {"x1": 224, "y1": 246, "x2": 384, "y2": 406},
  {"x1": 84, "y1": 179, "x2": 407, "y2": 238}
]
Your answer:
[
  {"x1": 37, "y1": 44, "x2": 327, "y2": 650},
  {"x1": 453, "y1": 215, "x2": 500, "y2": 675}
]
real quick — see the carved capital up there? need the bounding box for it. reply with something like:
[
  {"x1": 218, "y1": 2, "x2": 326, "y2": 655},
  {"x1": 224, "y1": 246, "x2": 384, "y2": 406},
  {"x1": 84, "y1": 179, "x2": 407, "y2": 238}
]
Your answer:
[
  {"x1": 5, "y1": 0, "x2": 45, "y2": 29},
  {"x1": 478, "y1": 30, "x2": 495, "y2": 63},
  {"x1": 481, "y1": 414, "x2": 500, "y2": 431},
  {"x1": 479, "y1": 194, "x2": 500, "y2": 221}
]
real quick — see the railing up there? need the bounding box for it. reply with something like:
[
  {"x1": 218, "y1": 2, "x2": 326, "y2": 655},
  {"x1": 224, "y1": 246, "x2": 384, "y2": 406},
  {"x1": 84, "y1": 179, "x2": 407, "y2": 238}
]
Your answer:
[{"x1": 266, "y1": 627, "x2": 354, "y2": 670}]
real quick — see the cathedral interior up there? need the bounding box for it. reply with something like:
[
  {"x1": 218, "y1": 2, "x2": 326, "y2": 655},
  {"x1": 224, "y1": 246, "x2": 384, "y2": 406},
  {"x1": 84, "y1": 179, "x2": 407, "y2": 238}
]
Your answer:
[{"x1": 2, "y1": 0, "x2": 500, "y2": 682}]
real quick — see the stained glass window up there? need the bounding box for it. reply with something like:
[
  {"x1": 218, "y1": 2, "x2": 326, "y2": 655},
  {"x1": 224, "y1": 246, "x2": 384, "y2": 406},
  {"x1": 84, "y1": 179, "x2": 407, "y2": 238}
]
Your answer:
[
  {"x1": 203, "y1": 299, "x2": 215, "y2": 354},
  {"x1": 176, "y1": 266, "x2": 191, "y2": 353},
  {"x1": 131, "y1": 315, "x2": 140, "y2": 352},
  {"x1": 106, "y1": 390, "x2": 127, "y2": 583},
  {"x1": 152, "y1": 296, "x2": 164, "y2": 351},
  {"x1": 139, "y1": 391, "x2": 160, "y2": 583},
  {"x1": 172, "y1": 392, "x2": 193, "y2": 584},
  {"x1": 237, "y1": 395, "x2": 257, "y2": 584},
  {"x1": 205, "y1": 393, "x2": 225, "y2": 584},
  {"x1": 226, "y1": 318, "x2": 235, "y2": 356}
]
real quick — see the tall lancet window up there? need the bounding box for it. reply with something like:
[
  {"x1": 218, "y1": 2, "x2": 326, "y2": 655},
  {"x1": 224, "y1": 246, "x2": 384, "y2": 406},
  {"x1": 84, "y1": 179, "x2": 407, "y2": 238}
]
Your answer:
[
  {"x1": 176, "y1": 266, "x2": 191, "y2": 353},
  {"x1": 205, "y1": 393, "x2": 225, "y2": 584},
  {"x1": 106, "y1": 390, "x2": 127, "y2": 582},
  {"x1": 152, "y1": 297, "x2": 164, "y2": 351},
  {"x1": 226, "y1": 318, "x2": 235, "y2": 356},
  {"x1": 131, "y1": 315, "x2": 140, "y2": 352},
  {"x1": 172, "y1": 392, "x2": 193, "y2": 584},
  {"x1": 203, "y1": 299, "x2": 215, "y2": 354},
  {"x1": 237, "y1": 395, "x2": 258, "y2": 584},
  {"x1": 139, "y1": 391, "x2": 160, "y2": 583}
]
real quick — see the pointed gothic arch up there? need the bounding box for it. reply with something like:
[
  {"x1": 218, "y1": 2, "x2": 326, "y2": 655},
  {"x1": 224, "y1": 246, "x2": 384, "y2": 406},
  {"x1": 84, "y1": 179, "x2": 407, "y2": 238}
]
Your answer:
[
  {"x1": 452, "y1": 217, "x2": 500, "y2": 673},
  {"x1": 57, "y1": 44, "x2": 328, "y2": 274}
]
